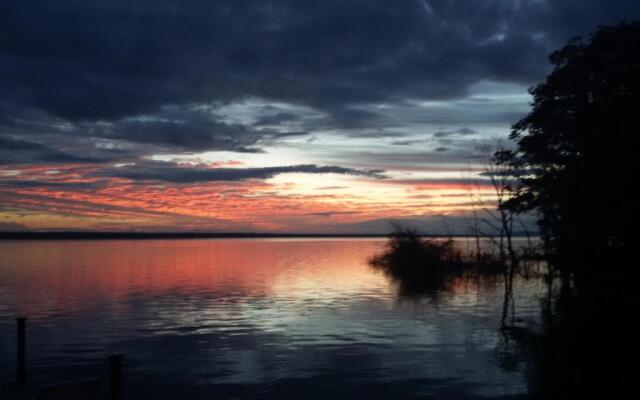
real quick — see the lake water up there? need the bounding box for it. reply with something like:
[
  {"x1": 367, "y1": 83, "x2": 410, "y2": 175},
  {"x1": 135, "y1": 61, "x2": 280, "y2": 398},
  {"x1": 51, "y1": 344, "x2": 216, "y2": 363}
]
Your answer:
[{"x1": 0, "y1": 239, "x2": 544, "y2": 399}]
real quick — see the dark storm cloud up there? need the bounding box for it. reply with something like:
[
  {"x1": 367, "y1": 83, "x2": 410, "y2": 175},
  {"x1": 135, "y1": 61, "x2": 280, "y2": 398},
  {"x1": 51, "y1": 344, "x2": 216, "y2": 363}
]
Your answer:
[
  {"x1": 91, "y1": 107, "x2": 276, "y2": 153},
  {"x1": 1, "y1": 0, "x2": 639, "y2": 166},
  {"x1": 102, "y1": 162, "x2": 386, "y2": 183},
  {"x1": 3, "y1": 1, "x2": 639, "y2": 120},
  {"x1": 252, "y1": 113, "x2": 300, "y2": 127},
  {"x1": 0, "y1": 104, "x2": 314, "y2": 161},
  {"x1": 0, "y1": 179, "x2": 105, "y2": 190},
  {"x1": 0, "y1": 137, "x2": 104, "y2": 164}
]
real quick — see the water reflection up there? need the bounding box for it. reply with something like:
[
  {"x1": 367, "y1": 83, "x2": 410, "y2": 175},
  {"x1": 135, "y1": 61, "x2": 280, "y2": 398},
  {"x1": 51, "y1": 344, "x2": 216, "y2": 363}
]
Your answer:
[{"x1": 0, "y1": 239, "x2": 541, "y2": 399}]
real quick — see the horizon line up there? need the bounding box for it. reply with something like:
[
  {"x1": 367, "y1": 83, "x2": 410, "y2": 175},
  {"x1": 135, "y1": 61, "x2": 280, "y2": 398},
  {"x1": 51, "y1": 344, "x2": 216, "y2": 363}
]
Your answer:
[{"x1": 0, "y1": 231, "x2": 537, "y2": 240}]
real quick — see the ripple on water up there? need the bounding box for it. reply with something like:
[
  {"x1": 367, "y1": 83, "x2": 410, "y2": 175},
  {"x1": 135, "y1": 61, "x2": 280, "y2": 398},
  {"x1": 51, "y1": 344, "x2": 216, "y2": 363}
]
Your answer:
[{"x1": 0, "y1": 239, "x2": 542, "y2": 399}]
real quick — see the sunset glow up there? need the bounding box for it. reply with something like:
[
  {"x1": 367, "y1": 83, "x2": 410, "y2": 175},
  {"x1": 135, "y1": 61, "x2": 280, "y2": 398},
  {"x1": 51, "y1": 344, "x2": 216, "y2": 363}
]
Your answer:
[
  {"x1": 4, "y1": 1, "x2": 626, "y2": 234},
  {"x1": 1, "y1": 159, "x2": 498, "y2": 232}
]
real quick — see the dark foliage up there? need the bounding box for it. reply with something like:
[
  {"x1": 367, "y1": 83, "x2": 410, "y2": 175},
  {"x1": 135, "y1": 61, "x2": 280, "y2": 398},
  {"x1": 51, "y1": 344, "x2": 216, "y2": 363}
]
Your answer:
[
  {"x1": 497, "y1": 21, "x2": 640, "y2": 398},
  {"x1": 499, "y1": 21, "x2": 640, "y2": 280}
]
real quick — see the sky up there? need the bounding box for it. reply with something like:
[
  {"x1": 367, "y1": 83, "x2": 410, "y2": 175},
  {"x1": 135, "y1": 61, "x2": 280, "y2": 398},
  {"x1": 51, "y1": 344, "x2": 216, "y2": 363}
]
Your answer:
[{"x1": 1, "y1": 0, "x2": 639, "y2": 233}]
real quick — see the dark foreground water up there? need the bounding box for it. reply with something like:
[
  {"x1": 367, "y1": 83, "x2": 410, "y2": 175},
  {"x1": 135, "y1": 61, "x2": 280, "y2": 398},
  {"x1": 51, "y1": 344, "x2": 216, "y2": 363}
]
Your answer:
[{"x1": 0, "y1": 239, "x2": 544, "y2": 399}]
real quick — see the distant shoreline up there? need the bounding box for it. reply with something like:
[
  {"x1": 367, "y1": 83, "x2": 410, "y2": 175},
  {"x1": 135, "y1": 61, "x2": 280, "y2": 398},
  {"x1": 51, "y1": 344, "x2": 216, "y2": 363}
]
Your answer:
[{"x1": 0, "y1": 231, "x2": 536, "y2": 240}]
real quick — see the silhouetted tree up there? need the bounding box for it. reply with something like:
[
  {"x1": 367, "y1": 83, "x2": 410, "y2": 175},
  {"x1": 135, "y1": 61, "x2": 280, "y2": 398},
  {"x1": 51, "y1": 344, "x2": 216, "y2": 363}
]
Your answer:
[
  {"x1": 499, "y1": 21, "x2": 640, "y2": 290},
  {"x1": 467, "y1": 148, "x2": 520, "y2": 326},
  {"x1": 498, "y1": 21, "x2": 640, "y2": 398},
  {"x1": 465, "y1": 144, "x2": 533, "y2": 327}
]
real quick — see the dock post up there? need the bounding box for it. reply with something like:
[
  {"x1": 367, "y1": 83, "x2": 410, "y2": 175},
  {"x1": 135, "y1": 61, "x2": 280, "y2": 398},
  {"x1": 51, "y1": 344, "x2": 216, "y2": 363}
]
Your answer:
[
  {"x1": 17, "y1": 317, "x2": 26, "y2": 385},
  {"x1": 107, "y1": 354, "x2": 123, "y2": 400}
]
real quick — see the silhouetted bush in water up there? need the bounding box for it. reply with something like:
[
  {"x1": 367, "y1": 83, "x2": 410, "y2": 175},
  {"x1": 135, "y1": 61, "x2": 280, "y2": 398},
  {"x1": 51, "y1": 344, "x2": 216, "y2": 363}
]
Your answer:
[
  {"x1": 369, "y1": 227, "x2": 504, "y2": 295},
  {"x1": 371, "y1": 228, "x2": 457, "y2": 273}
]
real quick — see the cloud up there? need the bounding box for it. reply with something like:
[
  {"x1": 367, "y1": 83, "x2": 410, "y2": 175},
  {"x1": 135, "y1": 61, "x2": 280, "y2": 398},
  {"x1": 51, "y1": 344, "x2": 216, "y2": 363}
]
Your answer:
[
  {"x1": 0, "y1": 137, "x2": 105, "y2": 164},
  {"x1": 102, "y1": 162, "x2": 386, "y2": 183},
  {"x1": 433, "y1": 128, "x2": 478, "y2": 138},
  {"x1": 1, "y1": 0, "x2": 638, "y2": 166},
  {"x1": 304, "y1": 211, "x2": 361, "y2": 218},
  {"x1": 3, "y1": 0, "x2": 638, "y2": 123},
  {"x1": 1, "y1": 1, "x2": 638, "y2": 232},
  {"x1": 0, "y1": 104, "x2": 299, "y2": 156},
  {"x1": 390, "y1": 139, "x2": 428, "y2": 146},
  {"x1": 0, "y1": 179, "x2": 105, "y2": 190},
  {"x1": 252, "y1": 112, "x2": 301, "y2": 127}
]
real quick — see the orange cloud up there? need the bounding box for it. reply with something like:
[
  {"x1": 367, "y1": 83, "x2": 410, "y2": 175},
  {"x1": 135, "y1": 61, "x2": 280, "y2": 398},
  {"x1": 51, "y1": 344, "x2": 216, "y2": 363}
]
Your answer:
[{"x1": 1, "y1": 163, "x2": 496, "y2": 232}]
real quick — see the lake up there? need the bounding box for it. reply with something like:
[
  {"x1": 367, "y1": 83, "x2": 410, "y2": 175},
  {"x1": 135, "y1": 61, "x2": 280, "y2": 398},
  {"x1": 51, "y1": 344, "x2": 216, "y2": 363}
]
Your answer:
[{"x1": 0, "y1": 238, "x2": 544, "y2": 399}]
